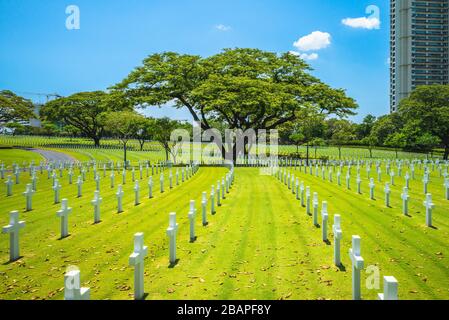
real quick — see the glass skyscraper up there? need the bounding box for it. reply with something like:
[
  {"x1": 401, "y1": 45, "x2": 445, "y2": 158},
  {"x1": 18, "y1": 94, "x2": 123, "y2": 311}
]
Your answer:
[{"x1": 390, "y1": 0, "x2": 448, "y2": 112}]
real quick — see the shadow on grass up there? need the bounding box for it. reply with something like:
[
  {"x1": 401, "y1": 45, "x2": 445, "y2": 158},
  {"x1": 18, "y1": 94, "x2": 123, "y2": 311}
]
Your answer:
[
  {"x1": 2, "y1": 256, "x2": 24, "y2": 265},
  {"x1": 168, "y1": 259, "x2": 180, "y2": 269},
  {"x1": 324, "y1": 240, "x2": 331, "y2": 246},
  {"x1": 337, "y1": 263, "x2": 346, "y2": 272}
]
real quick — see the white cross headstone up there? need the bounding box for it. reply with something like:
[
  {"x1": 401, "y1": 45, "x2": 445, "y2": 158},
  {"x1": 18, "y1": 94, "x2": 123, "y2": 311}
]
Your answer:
[
  {"x1": 134, "y1": 181, "x2": 140, "y2": 206},
  {"x1": 295, "y1": 179, "x2": 299, "y2": 200},
  {"x1": 346, "y1": 173, "x2": 350, "y2": 189},
  {"x1": 95, "y1": 175, "x2": 100, "y2": 191},
  {"x1": 110, "y1": 171, "x2": 115, "y2": 189},
  {"x1": 116, "y1": 185, "x2": 124, "y2": 213},
  {"x1": 169, "y1": 171, "x2": 173, "y2": 189},
  {"x1": 390, "y1": 170, "x2": 395, "y2": 186},
  {"x1": 378, "y1": 276, "x2": 398, "y2": 300},
  {"x1": 337, "y1": 170, "x2": 341, "y2": 186},
  {"x1": 423, "y1": 193, "x2": 434, "y2": 227},
  {"x1": 356, "y1": 174, "x2": 362, "y2": 194},
  {"x1": 404, "y1": 172, "x2": 410, "y2": 189},
  {"x1": 5, "y1": 176, "x2": 13, "y2": 196},
  {"x1": 300, "y1": 182, "x2": 305, "y2": 207},
  {"x1": 0, "y1": 164, "x2": 4, "y2": 179},
  {"x1": 23, "y1": 184, "x2": 35, "y2": 211},
  {"x1": 369, "y1": 178, "x2": 375, "y2": 200},
  {"x1": 68, "y1": 169, "x2": 73, "y2": 185},
  {"x1": 201, "y1": 192, "x2": 208, "y2": 226},
  {"x1": 53, "y1": 179, "x2": 62, "y2": 204},
  {"x1": 64, "y1": 269, "x2": 90, "y2": 300},
  {"x1": 14, "y1": 168, "x2": 20, "y2": 184},
  {"x1": 210, "y1": 186, "x2": 215, "y2": 214},
  {"x1": 217, "y1": 181, "x2": 221, "y2": 207},
  {"x1": 91, "y1": 190, "x2": 102, "y2": 224},
  {"x1": 312, "y1": 192, "x2": 319, "y2": 226},
  {"x1": 221, "y1": 178, "x2": 225, "y2": 199},
  {"x1": 423, "y1": 174, "x2": 429, "y2": 195},
  {"x1": 384, "y1": 183, "x2": 391, "y2": 207},
  {"x1": 188, "y1": 200, "x2": 196, "y2": 242},
  {"x1": 401, "y1": 187, "x2": 409, "y2": 216},
  {"x1": 132, "y1": 167, "x2": 136, "y2": 182},
  {"x1": 2, "y1": 211, "x2": 25, "y2": 261},
  {"x1": 305, "y1": 187, "x2": 311, "y2": 215},
  {"x1": 122, "y1": 169, "x2": 126, "y2": 185},
  {"x1": 160, "y1": 174, "x2": 164, "y2": 193},
  {"x1": 129, "y1": 232, "x2": 148, "y2": 300},
  {"x1": 77, "y1": 176, "x2": 83, "y2": 198},
  {"x1": 349, "y1": 235, "x2": 364, "y2": 300},
  {"x1": 377, "y1": 168, "x2": 382, "y2": 182},
  {"x1": 444, "y1": 179, "x2": 449, "y2": 200},
  {"x1": 321, "y1": 201, "x2": 328, "y2": 242},
  {"x1": 333, "y1": 214, "x2": 342, "y2": 266},
  {"x1": 148, "y1": 176, "x2": 153, "y2": 198},
  {"x1": 56, "y1": 199, "x2": 72, "y2": 239},
  {"x1": 166, "y1": 212, "x2": 178, "y2": 265}
]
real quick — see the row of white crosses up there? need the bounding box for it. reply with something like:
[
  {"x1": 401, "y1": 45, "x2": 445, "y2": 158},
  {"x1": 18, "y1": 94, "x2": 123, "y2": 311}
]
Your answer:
[
  {"x1": 280, "y1": 159, "x2": 443, "y2": 228},
  {"x1": 273, "y1": 165, "x2": 399, "y2": 300},
  {"x1": 167, "y1": 168, "x2": 234, "y2": 267}
]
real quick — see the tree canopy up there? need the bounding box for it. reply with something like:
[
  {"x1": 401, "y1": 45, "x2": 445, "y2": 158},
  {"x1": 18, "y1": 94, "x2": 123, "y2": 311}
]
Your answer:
[
  {"x1": 0, "y1": 90, "x2": 35, "y2": 125},
  {"x1": 113, "y1": 48, "x2": 358, "y2": 159},
  {"x1": 40, "y1": 91, "x2": 132, "y2": 147},
  {"x1": 398, "y1": 85, "x2": 449, "y2": 159}
]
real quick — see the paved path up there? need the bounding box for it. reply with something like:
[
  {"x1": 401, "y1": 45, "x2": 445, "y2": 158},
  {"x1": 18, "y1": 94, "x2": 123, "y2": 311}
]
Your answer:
[{"x1": 27, "y1": 148, "x2": 76, "y2": 162}]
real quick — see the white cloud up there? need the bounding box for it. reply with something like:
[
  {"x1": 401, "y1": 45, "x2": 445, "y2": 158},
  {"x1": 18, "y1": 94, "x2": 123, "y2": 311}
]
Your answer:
[
  {"x1": 289, "y1": 51, "x2": 319, "y2": 61},
  {"x1": 293, "y1": 31, "x2": 331, "y2": 51},
  {"x1": 215, "y1": 24, "x2": 231, "y2": 32},
  {"x1": 342, "y1": 17, "x2": 380, "y2": 30}
]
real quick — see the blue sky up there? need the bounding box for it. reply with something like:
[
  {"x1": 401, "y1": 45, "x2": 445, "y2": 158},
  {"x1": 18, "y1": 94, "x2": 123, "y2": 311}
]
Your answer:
[{"x1": 0, "y1": 0, "x2": 390, "y2": 122}]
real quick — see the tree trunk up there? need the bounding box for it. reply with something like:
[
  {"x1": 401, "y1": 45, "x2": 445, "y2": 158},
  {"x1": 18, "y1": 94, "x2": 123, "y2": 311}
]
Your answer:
[
  {"x1": 395, "y1": 149, "x2": 398, "y2": 159},
  {"x1": 165, "y1": 148, "x2": 169, "y2": 161},
  {"x1": 93, "y1": 136, "x2": 101, "y2": 148},
  {"x1": 314, "y1": 147, "x2": 317, "y2": 159},
  {"x1": 444, "y1": 146, "x2": 449, "y2": 160},
  {"x1": 139, "y1": 140, "x2": 145, "y2": 151},
  {"x1": 123, "y1": 143, "x2": 127, "y2": 168},
  {"x1": 306, "y1": 144, "x2": 310, "y2": 166},
  {"x1": 338, "y1": 147, "x2": 341, "y2": 160},
  {"x1": 369, "y1": 148, "x2": 372, "y2": 158}
]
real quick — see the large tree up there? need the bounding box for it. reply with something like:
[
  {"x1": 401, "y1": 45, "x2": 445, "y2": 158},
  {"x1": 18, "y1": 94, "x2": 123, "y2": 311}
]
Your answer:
[
  {"x1": 327, "y1": 119, "x2": 356, "y2": 159},
  {"x1": 399, "y1": 85, "x2": 449, "y2": 159},
  {"x1": 40, "y1": 91, "x2": 131, "y2": 147},
  {"x1": 150, "y1": 117, "x2": 191, "y2": 162},
  {"x1": 113, "y1": 48, "x2": 357, "y2": 160},
  {"x1": 0, "y1": 90, "x2": 35, "y2": 125},
  {"x1": 102, "y1": 111, "x2": 145, "y2": 165}
]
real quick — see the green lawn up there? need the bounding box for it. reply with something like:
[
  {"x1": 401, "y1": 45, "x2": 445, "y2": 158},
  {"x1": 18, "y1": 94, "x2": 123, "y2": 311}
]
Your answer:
[
  {"x1": 1, "y1": 158, "x2": 448, "y2": 299},
  {"x1": 0, "y1": 149, "x2": 44, "y2": 167}
]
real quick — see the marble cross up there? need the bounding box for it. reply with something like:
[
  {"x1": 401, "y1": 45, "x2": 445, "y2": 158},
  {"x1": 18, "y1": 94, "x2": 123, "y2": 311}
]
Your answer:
[
  {"x1": 134, "y1": 181, "x2": 140, "y2": 206},
  {"x1": 116, "y1": 185, "x2": 124, "y2": 213},
  {"x1": 95, "y1": 175, "x2": 100, "y2": 192},
  {"x1": 2, "y1": 211, "x2": 25, "y2": 261},
  {"x1": 369, "y1": 178, "x2": 375, "y2": 200},
  {"x1": 423, "y1": 193, "x2": 434, "y2": 227},
  {"x1": 56, "y1": 199, "x2": 72, "y2": 239},
  {"x1": 64, "y1": 269, "x2": 90, "y2": 300},
  {"x1": 166, "y1": 213, "x2": 179, "y2": 265},
  {"x1": 378, "y1": 276, "x2": 398, "y2": 300},
  {"x1": 188, "y1": 200, "x2": 196, "y2": 242},
  {"x1": 160, "y1": 174, "x2": 164, "y2": 193},
  {"x1": 23, "y1": 183, "x2": 35, "y2": 211},
  {"x1": 384, "y1": 183, "x2": 391, "y2": 207},
  {"x1": 401, "y1": 187, "x2": 409, "y2": 216},
  {"x1": 390, "y1": 170, "x2": 395, "y2": 186},
  {"x1": 210, "y1": 186, "x2": 216, "y2": 214},
  {"x1": 14, "y1": 168, "x2": 20, "y2": 184},
  {"x1": 110, "y1": 171, "x2": 115, "y2": 189},
  {"x1": 423, "y1": 174, "x2": 429, "y2": 195},
  {"x1": 202, "y1": 192, "x2": 208, "y2": 226},
  {"x1": 346, "y1": 173, "x2": 351, "y2": 190},
  {"x1": 68, "y1": 169, "x2": 73, "y2": 185},
  {"x1": 77, "y1": 176, "x2": 83, "y2": 198},
  {"x1": 305, "y1": 186, "x2": 311, "y2": 215},
  {"x1": 356, "y1": 174, "x2": 362, "y2": 194},
  {"x1": 129, "y1": 233, "x2": 148, "y2": 300},
  {"x1": 53, "y1": 179, "x2": 62, "y2": 204},
  {"x1": 31, "y1": 173, "x2": 37, "y2": 191},
  {"x1": 321, "y1": 201, "x2": 328, "y2": 242},
  {"x1": 5, "y1": 176, "x2": 13, "y2": 196},
  {"x1": 404, "y1": 172, "x2": 410, "y2": 189},
  {"x1": 91, "y1": 190, "x2": 102, "y2": 224},
  {"x1": 217, "y1": 181, "x2": 221, "y2": 207},
  {"x1": 148, "y1": 176, "x2": 153, "y2": 198},
  {"x1": 312, "y1": 192, "x2": 319, "y2": 226},
  {"x1": 444, "y1": 179, "x2": 449, "y2": 200},
  {"x1": 349, "y1": 235, "x2": 364, "y2": 300},
  {"x1": 333, "y1": 214, "x2": 342, "y2": 266}
]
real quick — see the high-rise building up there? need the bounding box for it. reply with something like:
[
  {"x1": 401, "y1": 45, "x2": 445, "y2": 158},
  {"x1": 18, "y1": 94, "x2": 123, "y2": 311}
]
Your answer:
[{"x1": 390, "y1": 0, "x2": 449, "y2": 112}]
